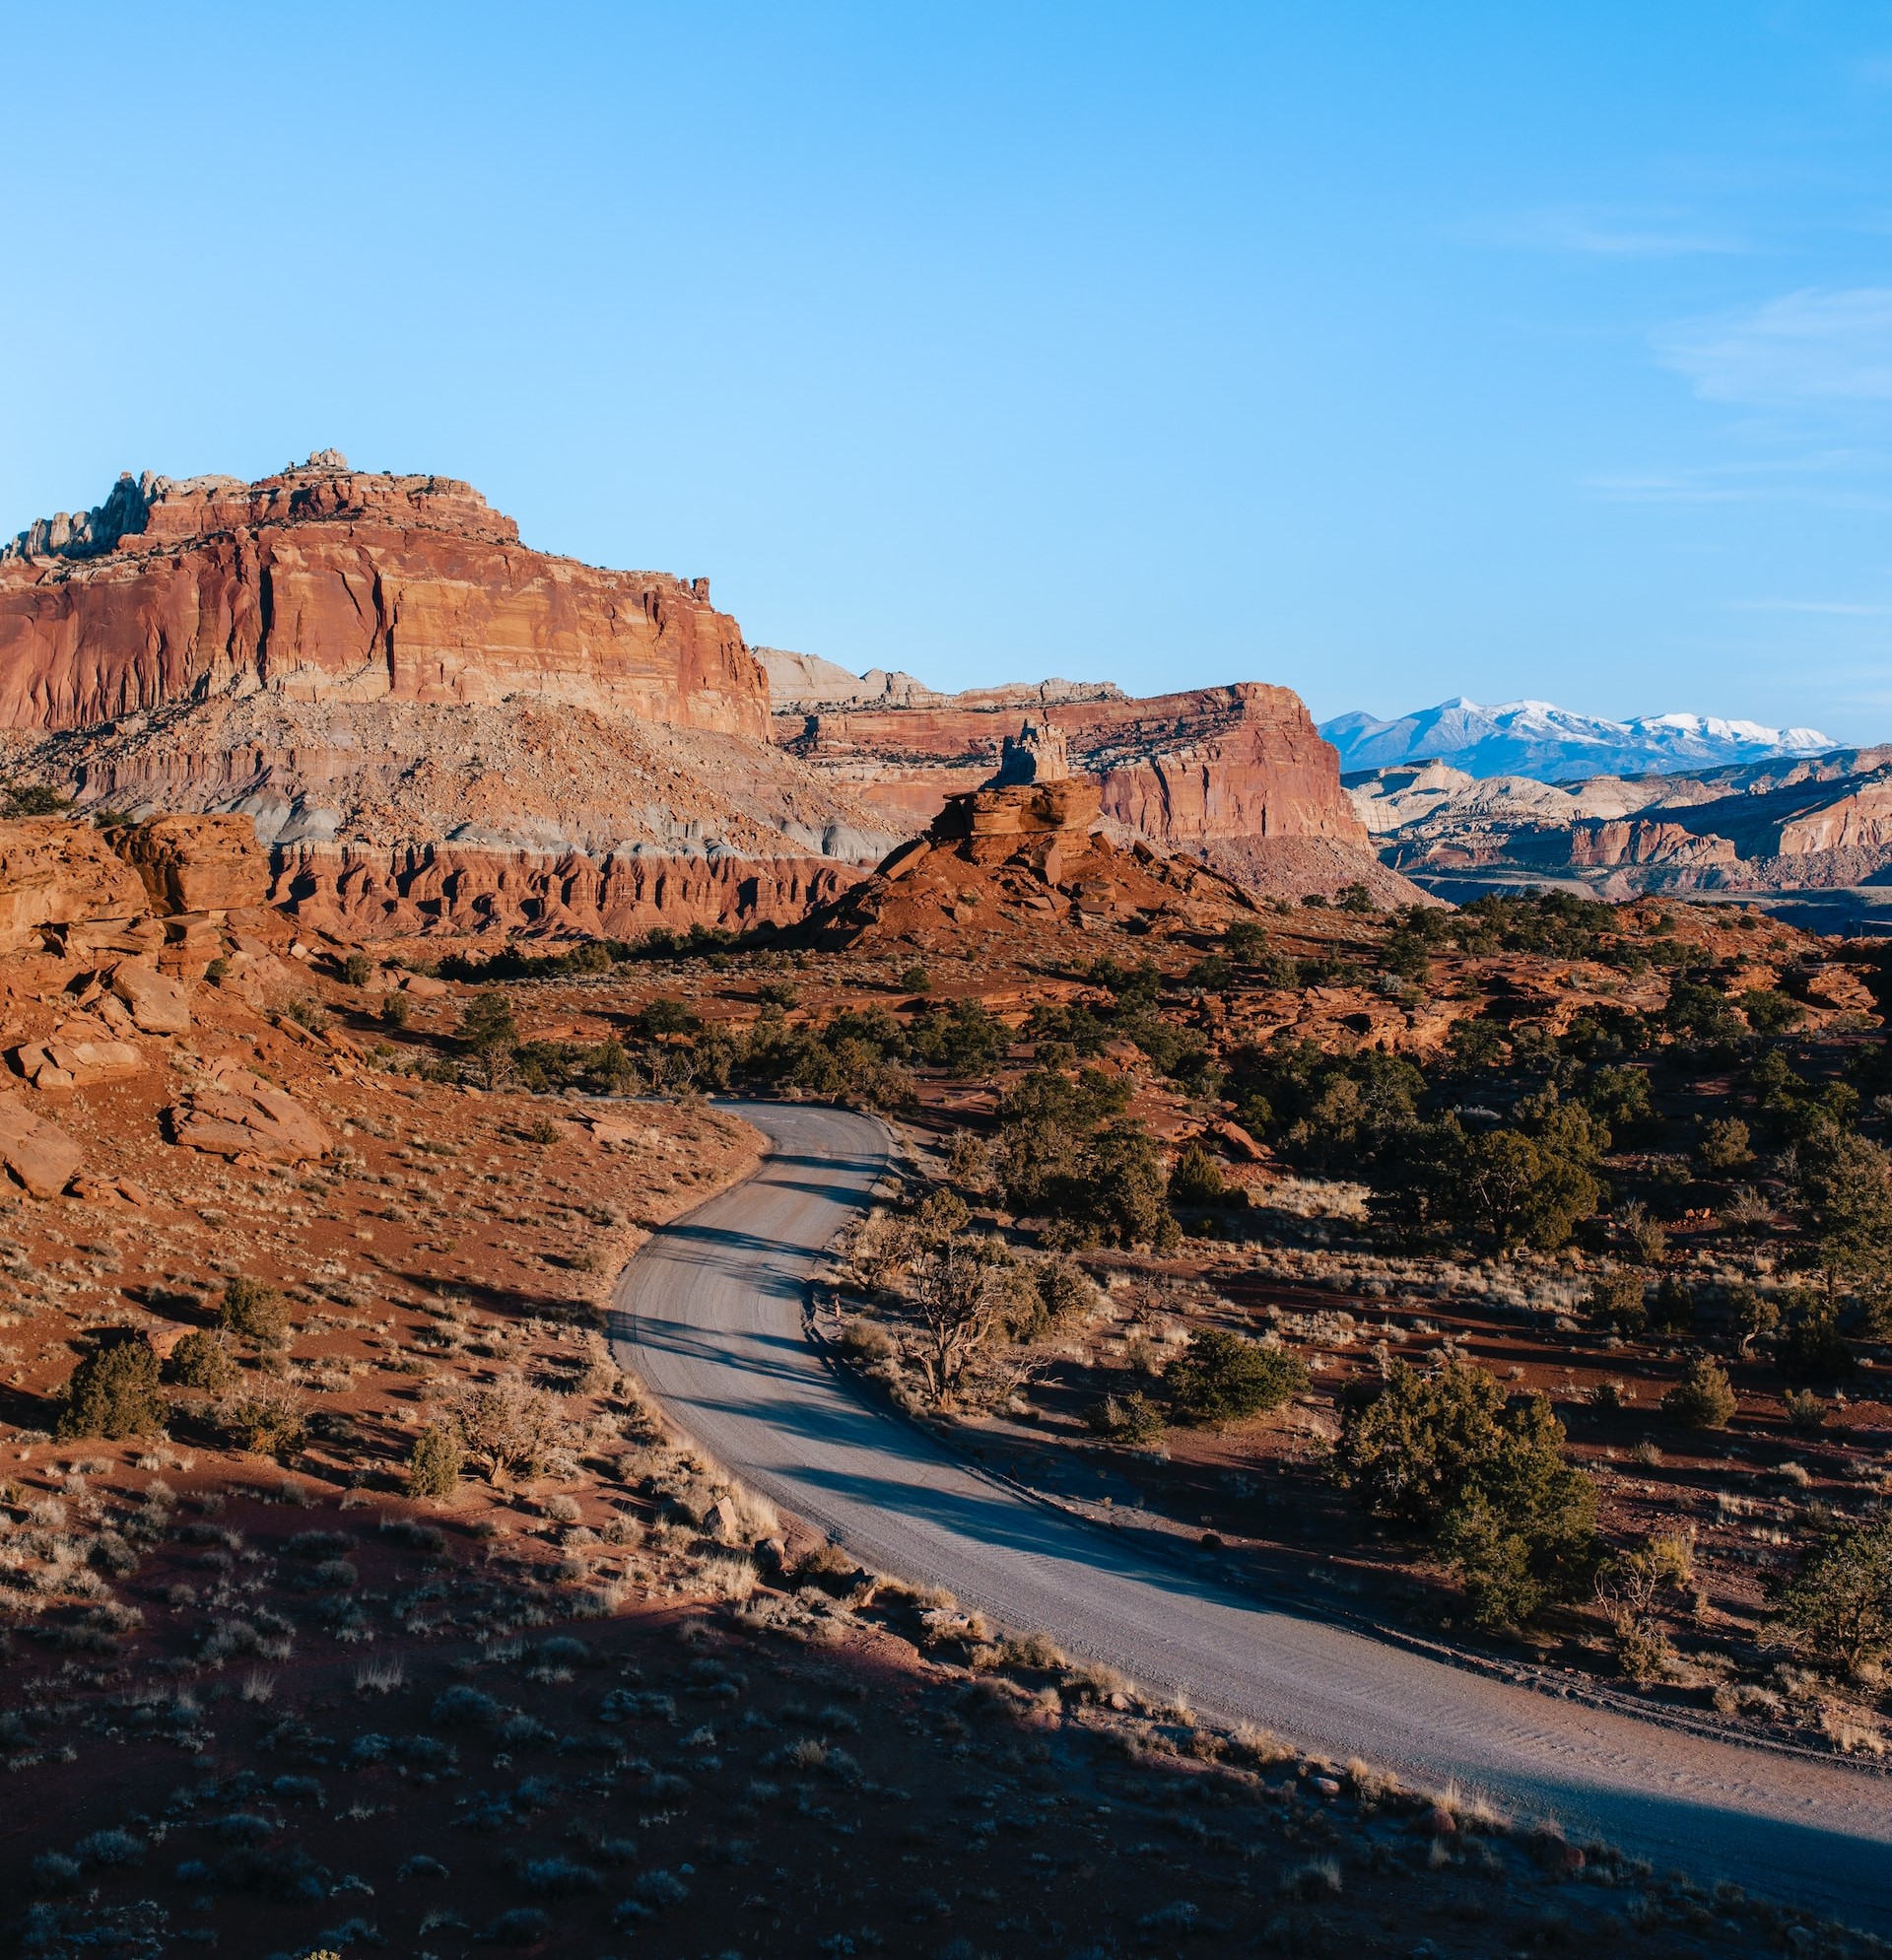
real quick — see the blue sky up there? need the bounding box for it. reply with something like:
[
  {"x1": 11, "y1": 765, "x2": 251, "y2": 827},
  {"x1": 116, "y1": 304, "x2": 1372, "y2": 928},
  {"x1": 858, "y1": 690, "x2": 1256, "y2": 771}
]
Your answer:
[{"x1": 6, "y1": 5, "x2": 1892, "y2": 739}]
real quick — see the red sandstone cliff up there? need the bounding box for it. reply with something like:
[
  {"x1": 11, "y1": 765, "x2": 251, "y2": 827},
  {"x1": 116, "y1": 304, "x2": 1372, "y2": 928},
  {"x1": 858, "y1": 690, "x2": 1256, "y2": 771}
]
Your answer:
[
  {"x1": 0, "y1": 456, "x2": 766, "y2": 740},
  {"x1": 775, "y1": 679, "x2": 1419, "y2": 903},
  {"x1": 0, "y1": 456, "x2": 894, "y2": 936},
  {"x1": 0, "y1": 453, "x2": 1406, "y2": 933}
]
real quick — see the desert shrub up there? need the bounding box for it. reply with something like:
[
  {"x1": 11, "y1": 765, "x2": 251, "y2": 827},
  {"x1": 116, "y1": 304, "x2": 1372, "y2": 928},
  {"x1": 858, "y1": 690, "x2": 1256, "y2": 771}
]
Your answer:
[
  {"x1": 480, "y1": 1908, "x2": 553, "y2": 1946},
  {"x1": 736, "y1": 1005, "x2": 913, "y2": 1109},
  {"x1": 1587, "y1": 1270, "x2": 1647, "y2": 1337},
  {"x1": 408, "y1": 1424, "x2": 464, "y2": 1500},
  {"x1": 1727, "y1": 1285, "x2": 1782, "y2": 1356},
  {"x1": 1455, "y1": 1099, "x2": 1605, "y2": 1252},
  {"x1": 1579, "y1": 1063, "x2": 1654, "y2": 1136},
  {"x1": 57, "y1": 1333, "x2": 167, "y2": 1441},
  {"x1": 520, "y1": 1855, "x2": 602, "y2": 1895},
  {"x1": 1661, "y1": 1357, "x2": 1736, "y2": 1429},
  {"x1": 1782, "y1": 1387, "x2": 1829, "y2": 1436},
  {"x1": 218, "y1": 1385, "x2": 308, "y2": 1459},
  {"x1": 835, "y1": 1318, "x2": 895, "y2": 1365},
  {"x1": 1446, "y1": 1016, "x2": 1508, "y2": 1072},
  {"x1": 1006, "y1": 1253, "x2": 1099, "y2": 1341},
  {"x1": 1168, "y1": 1144, "x2": 1230, "y2": 1208},
  {"x1": 995, "y1": 1066, "x2": 1175, "y2": 1249},
  {"x1": 1793, "y1": 1125, "x2": 1892, "y2": 1313},
  {"x1": 1768, "y1": 1515, "x2": 1892, "y2": 1671},
  {"x1": 1225, "y1": 1038, "x2": 1422, "y2": 1176},
  {"x1": 164, "y1": 1330, "x2": 237, "y2": 1392},
  {"x1": 1084, "y1": 1392, "x2": 1166, "y2": 1445},
  {"x1": 433, "y1": 1684, "x2": 503, "y2": 1726},
  {"x1": 379, "y1": 992, "x2": 411, "y2": 1029},
  {"x1": 1664, "y1": 979, "x2": 1743, "y2": 1047},
  {"x1": 456, "y1": 989, "x2": 519, "y2": 1087},
  {"x1": 1776, "y1": 1296, "x2": 1857, "y2": 1385},
  {"x1": 907, "y1": 1241, "x2": 1022, "y2": 1403},
  {"x1": 898, "y1": 964, "x2": 931, "y2": 993},
  {"x1": 220, "y1": 1275, "x2": 287, "y2": 1341},
  {"x1": 1595, "y1": 1532, "x2": 1694, "y2": 1681},
  {"x1": 1164, "y1": 1329, "x2": 1306, "y2": 1430},
  {"x1": 1739, "y1": 986, "x2": 1803, "y2": 1035},
  {"x1": 1648, "y1": 1275, "x2": 1696, "y2": 1337},
  {"x1": 1335, "y1": 1361, "x2": 1598, "y2": 1628},
  {"x1": 1696, "y1": 1116, "x2": 1753, "y2": 1175},
  {"x1": 2, "y1": 781, "x2": 70, "y2": 817},
  {"x1": 1375, "y1": 1100, "x2": 1605, "y2": 1253},
  {"x1": 445, "y1": 1376, "x2": 562, "y2": 1483},
  {"x1": 340, "y1": 951, "x2": 372, "y2": 986},
  {"x1": 910, "y1": 997, "x2": 1008, "y2": 1074}
]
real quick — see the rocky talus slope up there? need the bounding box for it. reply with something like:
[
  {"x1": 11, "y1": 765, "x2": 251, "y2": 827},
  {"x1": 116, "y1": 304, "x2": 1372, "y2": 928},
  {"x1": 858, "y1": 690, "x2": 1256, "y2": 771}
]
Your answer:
[
  {"x1": 0, "y1": 456, "x2": 899, "y2": 934},
  {"x1": 1348, "y1": 745, "x2": 1892, "y2": 915}
]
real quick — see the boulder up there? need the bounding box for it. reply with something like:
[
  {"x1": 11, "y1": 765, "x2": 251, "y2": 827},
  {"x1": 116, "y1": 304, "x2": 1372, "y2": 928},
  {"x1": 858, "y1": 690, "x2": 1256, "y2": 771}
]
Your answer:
[
  {"x1": 109, "y1": 961, "x2": 192, "y2": 1034},
  {"x1": 0, "y1": 818, "x2": 150, "y2": 955},
  {"x1": 169, "y1": 1058, "x2": 332, "y2": 1164},
  {"x1": 0, "y1": 1093, "x2": 82, "y2": 1196},
  {"x1": 113, "y1": 813, "x2": 270, "y2": 913},
  {"x1": 9, "y1": 1030, "x2": 145, "y2": 1088}
]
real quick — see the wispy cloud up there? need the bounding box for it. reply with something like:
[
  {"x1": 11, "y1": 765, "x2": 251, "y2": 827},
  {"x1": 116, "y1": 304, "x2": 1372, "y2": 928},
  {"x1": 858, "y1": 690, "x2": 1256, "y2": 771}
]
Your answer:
[
  {"x1": 1583, "y1": 448, "x2": 1892, "y2": 507},
  {"x1": 1585, "y1": 471, "x2": 1767, "y2": 506},
  {"x1": 1655, "y1": 287, "x2": 1892, "y2": 404},
  {"x1": 1457, "y1": 203, "x2": 1744, "y2": 258},
  {"x1": 1717, "y1": 595, "x2": 1890, "y2": 611},
  {"x1": 1726, "y1": 597, "x2": 1892, "y2": 616}
]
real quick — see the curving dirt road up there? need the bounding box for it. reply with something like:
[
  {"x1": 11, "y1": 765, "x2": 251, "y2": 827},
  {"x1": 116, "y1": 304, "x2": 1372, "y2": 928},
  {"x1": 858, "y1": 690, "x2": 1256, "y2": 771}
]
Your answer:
[{"x1": 609, "y1": 1099, "x2": 1892, "y2": 1925}]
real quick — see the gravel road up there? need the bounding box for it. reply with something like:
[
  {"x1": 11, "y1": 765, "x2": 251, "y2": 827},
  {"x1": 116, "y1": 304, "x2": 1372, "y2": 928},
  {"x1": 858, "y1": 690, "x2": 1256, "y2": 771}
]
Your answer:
[{"x1": 609, "y1": 1099, "x2": 1892, "y2": 1926}]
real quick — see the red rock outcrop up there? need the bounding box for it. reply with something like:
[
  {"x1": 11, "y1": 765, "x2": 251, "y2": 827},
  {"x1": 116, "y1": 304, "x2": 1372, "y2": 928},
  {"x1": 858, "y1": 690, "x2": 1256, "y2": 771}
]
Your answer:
[
  {"x1": 0, "y1": 1092, "x2": 83, "y2": 1197},
  {"x1": 113, "y1": 813, "x2": 272, "y2": 913},
  {"x1": 169, "y1": 1057, "x2": 333, "y2": 1165},
  {"x1": 777, "y1": 679, "x2": 1424, "y2": 905},
  {"x1": 2, "y1": 453, "x2": 1404, "y2": 933},
  {"x1": 0, "y1": 818, "x2": 150, "y2": 955},
  {"x1": 0, "y1": 454, "x2": 767, "y2": 740},
  {"x1": 0, "y1": 814, "x2": 270, "y2": 957},
  {"x1": 269, "y1": 840, "x2": 861, "y2": 939},
  {"x1": 779, "y1": 681, "x2": 1357, "y2": 836},
  {"x1": 802, "y1": 736, "x2": 1264, "y2": 952}
]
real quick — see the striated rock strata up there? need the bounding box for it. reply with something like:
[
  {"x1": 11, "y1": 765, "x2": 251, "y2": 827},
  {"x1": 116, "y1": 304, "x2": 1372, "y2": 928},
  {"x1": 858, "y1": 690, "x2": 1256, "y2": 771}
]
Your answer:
[
  {"x1": 801, "y1": 734, "x2": 1265, "y2": 953},
  {"x1": 1347, "y1": 746, "x2": 1892, "y2": 912},
  {"x1": 0, "y1": 456, "x2": 903, "y2": 936},
  {"x1": 0, "y1": 454, "x2": 764, "y2": 737},
  {"x1": 776, "y1": 678, "x2": 1418, "y2": 904}
]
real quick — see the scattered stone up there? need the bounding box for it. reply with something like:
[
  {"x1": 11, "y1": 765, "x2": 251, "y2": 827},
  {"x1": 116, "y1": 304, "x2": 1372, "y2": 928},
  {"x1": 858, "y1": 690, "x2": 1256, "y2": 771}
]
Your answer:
[
  {"x1": 108, "y1": 961, "x2": 192, "y2": 1035},
  {"x1": 169, "y1": 1058, "x2": 333, "y2": 1164},
  {"x1": 0, "y1": 1091, "x2": 83, "y2": 1196}
]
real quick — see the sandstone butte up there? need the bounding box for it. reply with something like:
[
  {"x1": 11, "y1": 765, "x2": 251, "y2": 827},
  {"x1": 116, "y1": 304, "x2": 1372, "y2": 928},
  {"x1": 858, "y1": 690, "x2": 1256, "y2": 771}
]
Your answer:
[
  {"x1": 0, "y1": 452, "x2": 1398, "y2": 937},
  {"x1": 774, "y1": 676, "x2": 1422, "y2": 907}
]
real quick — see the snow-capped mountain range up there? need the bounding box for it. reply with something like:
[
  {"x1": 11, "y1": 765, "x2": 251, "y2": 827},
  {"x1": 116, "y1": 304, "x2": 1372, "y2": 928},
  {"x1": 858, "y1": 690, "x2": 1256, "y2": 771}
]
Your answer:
[{"x1": 1318, "y1": 698, "x2": 1836, "y2": 782}]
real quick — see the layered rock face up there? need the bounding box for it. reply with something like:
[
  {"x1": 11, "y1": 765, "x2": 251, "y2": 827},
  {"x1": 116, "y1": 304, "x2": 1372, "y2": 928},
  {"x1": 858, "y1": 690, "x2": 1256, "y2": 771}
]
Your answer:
[
  {"x1": 802, "y1": 729, "x2": 1262, "y2": 952},
  {"x1": 761, "y1": 644, "x2": 1125, "y2": 716},
  {"x1": 1, "y1": 452, "x2": 1400, "y2": 934},
  {"x1": 1346, "y1": 744, "x2": 1892, "y2": 911},
  {"x1": 0, "y1": 456, "x2": 898, "y2": 935},
  {"x1": 0, "y1": 813, "x2": 269, "y2": 956},
  {"x1": 776, "y1": 677, "x2": 1416, "y2": 903},
  {"x1": 0, "y1": 454, "x2": 765, "y2": 739}
]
